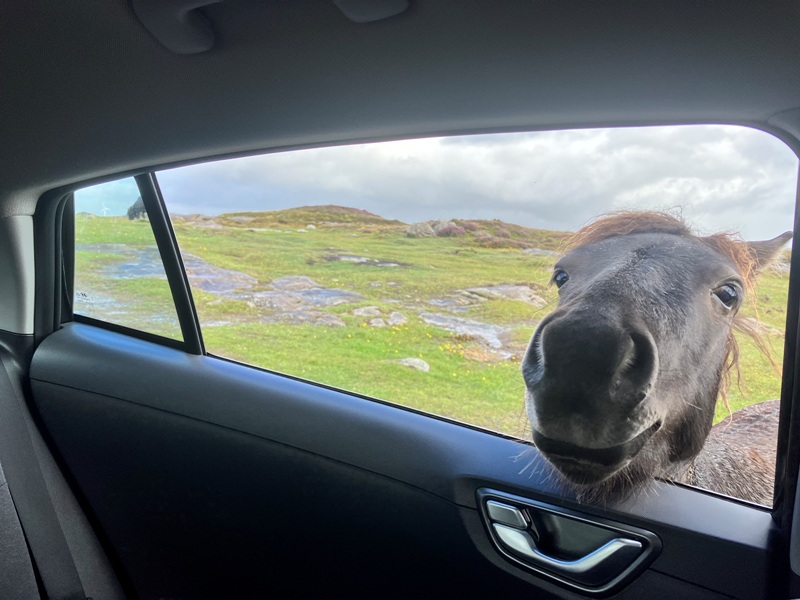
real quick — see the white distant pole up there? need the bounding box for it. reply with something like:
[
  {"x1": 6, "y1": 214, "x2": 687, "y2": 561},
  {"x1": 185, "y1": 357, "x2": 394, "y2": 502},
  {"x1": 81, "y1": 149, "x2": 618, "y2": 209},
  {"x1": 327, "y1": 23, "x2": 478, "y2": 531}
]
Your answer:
[{"x1": 101, "y1": 203, "x2": 109, "y2": 216}]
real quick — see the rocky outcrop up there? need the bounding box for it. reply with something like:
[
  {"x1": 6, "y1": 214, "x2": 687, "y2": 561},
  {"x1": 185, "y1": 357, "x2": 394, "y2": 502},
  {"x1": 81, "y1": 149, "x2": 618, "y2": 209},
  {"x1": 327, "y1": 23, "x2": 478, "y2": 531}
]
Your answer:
[
  {"x1": 467, "y1": 284, "x2": 546, "y2": 307},
  {"x1": 387, "y1": 311, "x2": 407, "y2": 326},
  {"x1": 406, "y1": 222, "x2": 436, "y2": 238}
]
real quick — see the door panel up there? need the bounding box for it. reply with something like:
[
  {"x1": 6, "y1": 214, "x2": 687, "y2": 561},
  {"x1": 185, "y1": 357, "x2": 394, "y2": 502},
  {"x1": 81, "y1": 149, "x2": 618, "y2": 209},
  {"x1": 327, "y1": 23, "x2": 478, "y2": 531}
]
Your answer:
[{"x1": 29, "y1": 323, "x2": 781, "y2": 599}]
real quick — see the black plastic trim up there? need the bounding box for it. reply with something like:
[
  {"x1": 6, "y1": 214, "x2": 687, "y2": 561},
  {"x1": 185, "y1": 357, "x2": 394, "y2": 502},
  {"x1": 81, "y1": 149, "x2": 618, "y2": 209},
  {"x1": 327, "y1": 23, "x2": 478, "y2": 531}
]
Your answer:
[
  {"x1": 72, "y1": 314, "x2": 186, "y2": 352},
  {"x1": 776, "y1": 166, "x2": 800, "y2": 518},
  {"x1": 33, "y1": 189, "x2": 70, "y2": 343},
  {"x1": 135, "y1": 173, "x2": 203, "y2": 355}
]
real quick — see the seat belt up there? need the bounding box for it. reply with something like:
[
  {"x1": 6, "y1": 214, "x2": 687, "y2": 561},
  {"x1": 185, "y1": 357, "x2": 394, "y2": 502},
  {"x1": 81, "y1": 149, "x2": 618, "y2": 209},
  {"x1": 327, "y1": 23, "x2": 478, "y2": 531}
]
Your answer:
[{"x1": 0, "y1": 349, "x2": 86, "y2": 600}]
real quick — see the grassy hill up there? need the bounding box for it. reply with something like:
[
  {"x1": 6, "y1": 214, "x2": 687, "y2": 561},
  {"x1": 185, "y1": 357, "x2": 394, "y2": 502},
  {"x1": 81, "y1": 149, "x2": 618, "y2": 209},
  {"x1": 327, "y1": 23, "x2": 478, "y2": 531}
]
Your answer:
[
  {"x1": 176, "y1": 205, "x2": 571, "y2": 250},
  {"x1": 213, "y1": 205, "x2": 406, "y2": 229}
]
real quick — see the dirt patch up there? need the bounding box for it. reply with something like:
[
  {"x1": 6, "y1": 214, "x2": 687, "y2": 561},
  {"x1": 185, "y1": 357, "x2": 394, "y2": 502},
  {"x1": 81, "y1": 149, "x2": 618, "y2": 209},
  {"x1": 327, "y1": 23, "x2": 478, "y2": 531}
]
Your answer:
[{"x1": 462, "y1": 347, "x2": 506, "y2": 363}]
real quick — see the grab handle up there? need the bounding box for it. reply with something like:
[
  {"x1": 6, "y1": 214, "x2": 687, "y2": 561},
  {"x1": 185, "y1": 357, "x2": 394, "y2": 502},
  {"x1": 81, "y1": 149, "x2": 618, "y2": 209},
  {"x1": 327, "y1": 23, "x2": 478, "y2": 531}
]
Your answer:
[{"x1": 493, "y1": 523, "x2": 642, "y2": 587}]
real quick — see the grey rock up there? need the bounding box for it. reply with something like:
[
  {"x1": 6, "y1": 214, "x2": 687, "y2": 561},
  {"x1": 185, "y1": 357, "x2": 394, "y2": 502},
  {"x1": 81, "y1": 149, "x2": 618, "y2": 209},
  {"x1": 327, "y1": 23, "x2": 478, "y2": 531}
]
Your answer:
[
  {"x1": 270, "y1": 276, "x2": 321, "y2": 291},
  {"x1": 369, "y1": 318, "x2": 387, "y2": 328},
  {"x1": 387, "y1": 311, "x2": 407, "y2": 326},
  {"x1": 193, "y1": 220, "x2": 223, "y2": 229},
  {"x1": 294, "y1": 288, "x2": 365, "y2": 307},
  {"x1": 339, "y1": 255, "x2": 370, "y2": 263},
  {"x1": 467, "y1": 284, "x2": 547, "y2": 307},
  {"x1": 353, "y1": 306, "x2": 382, "y2": 317},
  {"x1": 432, "y1": 220, "x2": 455, "y2": 234},
  {"x1": 243, "y1": 286, "x2": 364, "y2": 310},
  {"x1": 182, "y1": 252, "x2": 258, "y2": 294},
  {"x1": 406, "y1": 222, "x2": 436, "y2": 238},
  {"x1": 265, "y1": 311, "x2": 345, "y2": 327},
  {"x1": 420, "y1": 312, "x2": 510, "y2": 356},
  {"x1": 427, "y1": 291, "x2": 486, "y2": 311},
  {"x1": 324, "y1": 254, "x2": 405, "y2": 267},
  {"x1": 246, "y1": 291, "x2": 308, "y2": 311},
  {"x1": 522, "y1": 248, "x2": 557, "y2": 256},
  {"x1": 396, "y1": 358, "x2": 430, "y2": 372}
]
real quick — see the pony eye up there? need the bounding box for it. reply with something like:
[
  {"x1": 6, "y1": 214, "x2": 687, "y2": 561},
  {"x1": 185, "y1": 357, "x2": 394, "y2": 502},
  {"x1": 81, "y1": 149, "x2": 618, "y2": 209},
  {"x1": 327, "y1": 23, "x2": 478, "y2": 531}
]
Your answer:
[
  {"x1": 552, "y1": 269, "x2": 570, "y2": 289},
  {"x1": 712, "y1": 284, "x2": 739, "y2": 308}
]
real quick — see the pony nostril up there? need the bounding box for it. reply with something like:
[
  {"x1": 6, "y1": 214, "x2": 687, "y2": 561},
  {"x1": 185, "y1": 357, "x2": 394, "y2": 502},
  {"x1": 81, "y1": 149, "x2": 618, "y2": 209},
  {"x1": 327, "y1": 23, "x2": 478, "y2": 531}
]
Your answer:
[
  {"x1": 521, "y1": 330, "x2": 545, "y2": 387},
  {"x1": 612, "y1": 331, "x2": 657, "y2": 404}
]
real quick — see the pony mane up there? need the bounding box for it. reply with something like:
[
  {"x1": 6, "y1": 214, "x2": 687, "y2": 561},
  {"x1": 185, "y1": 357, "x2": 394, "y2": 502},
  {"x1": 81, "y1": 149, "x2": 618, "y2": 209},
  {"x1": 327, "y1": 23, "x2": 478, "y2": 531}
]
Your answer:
[
  {"x1": 567, "y1": 211, "x2": 758, "y2": 288},
  {"x1": 565, "y1": 211, "x2": 770, "y2": 411}
]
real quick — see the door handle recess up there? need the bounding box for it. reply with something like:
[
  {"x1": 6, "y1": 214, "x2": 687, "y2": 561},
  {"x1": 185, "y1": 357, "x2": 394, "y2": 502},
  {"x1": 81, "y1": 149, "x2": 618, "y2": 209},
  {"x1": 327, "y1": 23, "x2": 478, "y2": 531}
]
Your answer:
[
  {"x1": 492, "y1": 523, "x2": 642, "y2": 587},
  {"x1": 479, "y1": 491, "x2": 661, "y2": 595}
]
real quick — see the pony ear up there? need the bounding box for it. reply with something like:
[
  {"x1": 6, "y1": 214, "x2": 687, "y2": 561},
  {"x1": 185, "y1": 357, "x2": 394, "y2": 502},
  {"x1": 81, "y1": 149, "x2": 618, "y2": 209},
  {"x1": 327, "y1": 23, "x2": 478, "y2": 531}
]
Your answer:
[{"x1": 747, "y1": 231, "x2": 793, "y2": 272}]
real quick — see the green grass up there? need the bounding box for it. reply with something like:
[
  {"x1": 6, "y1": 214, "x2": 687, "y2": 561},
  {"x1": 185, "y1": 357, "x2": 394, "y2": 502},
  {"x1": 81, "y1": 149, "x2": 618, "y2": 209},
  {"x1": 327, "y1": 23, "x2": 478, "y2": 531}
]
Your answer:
[
  {"x1": 204, "y1": 322, "x2": 530, "y2": 436},
  {"x1": 74, "y1": 209, "x2": 789, "y2": 435}
]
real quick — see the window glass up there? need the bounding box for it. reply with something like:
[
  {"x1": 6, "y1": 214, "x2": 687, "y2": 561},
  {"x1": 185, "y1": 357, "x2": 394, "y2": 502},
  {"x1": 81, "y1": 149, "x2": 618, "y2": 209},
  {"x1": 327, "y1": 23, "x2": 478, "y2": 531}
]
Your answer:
[
  {"x1": 158, "y1": 126, "x2": 796, "y2": 505},
  {"x1": 73, "y1": 178, "x2": 182, "y2": 341}
]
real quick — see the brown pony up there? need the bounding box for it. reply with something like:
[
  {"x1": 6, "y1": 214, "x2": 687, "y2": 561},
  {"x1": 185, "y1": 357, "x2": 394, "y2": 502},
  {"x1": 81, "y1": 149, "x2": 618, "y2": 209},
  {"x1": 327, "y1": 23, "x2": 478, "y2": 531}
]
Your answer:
[{"x1": 522, "y1": 211, "x2": 791, "y2": 504}]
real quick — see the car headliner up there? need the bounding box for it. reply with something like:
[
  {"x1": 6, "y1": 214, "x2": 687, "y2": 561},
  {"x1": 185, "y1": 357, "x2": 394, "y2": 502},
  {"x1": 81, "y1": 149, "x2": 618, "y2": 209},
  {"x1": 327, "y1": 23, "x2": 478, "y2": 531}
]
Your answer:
[{"x1": 4, "y1": 1, "x2": 800, "y2": 216}]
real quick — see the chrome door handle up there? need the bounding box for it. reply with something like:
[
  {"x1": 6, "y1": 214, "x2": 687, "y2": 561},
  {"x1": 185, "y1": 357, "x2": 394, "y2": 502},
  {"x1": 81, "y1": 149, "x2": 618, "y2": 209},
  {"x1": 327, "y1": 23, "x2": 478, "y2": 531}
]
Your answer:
[{"x1": 493, "y1": 523, "x2": 643, "y2": 587}]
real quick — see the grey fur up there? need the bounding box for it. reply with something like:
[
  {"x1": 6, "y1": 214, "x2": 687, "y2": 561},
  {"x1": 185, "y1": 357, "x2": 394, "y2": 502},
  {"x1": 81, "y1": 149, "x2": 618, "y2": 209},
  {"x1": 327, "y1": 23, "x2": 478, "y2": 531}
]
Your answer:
[{"x1": 671, "y1": 399, "x2": 778, "y2": 505}]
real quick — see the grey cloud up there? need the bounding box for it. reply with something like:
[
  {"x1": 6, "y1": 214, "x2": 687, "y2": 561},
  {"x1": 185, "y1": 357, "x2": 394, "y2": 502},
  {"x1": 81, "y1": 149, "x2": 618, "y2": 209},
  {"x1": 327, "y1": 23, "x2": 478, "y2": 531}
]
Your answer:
[{"x1": 157, "y1": 125, "x2": 797, "y2": 239}]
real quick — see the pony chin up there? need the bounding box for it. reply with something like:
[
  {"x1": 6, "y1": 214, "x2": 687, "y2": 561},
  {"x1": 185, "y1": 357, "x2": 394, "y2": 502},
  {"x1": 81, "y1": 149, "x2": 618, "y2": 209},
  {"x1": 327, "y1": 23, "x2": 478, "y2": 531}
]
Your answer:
[{"x1": 541, "y1": 431, "x2": 674, "y2": 505}]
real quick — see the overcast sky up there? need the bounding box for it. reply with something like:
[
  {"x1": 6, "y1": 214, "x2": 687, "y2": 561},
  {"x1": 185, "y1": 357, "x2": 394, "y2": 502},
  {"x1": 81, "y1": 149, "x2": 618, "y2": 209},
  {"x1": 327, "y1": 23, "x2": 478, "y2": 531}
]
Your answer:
[{"x1": 78, "y1": 125, "x2": 799, "y2": 241}]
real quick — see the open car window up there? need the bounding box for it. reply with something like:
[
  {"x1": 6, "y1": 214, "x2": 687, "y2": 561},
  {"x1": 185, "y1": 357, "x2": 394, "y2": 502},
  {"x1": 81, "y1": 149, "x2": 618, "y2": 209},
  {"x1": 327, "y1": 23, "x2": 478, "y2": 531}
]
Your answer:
[{"x1": 75, "y1": 125, "x2": 797, "y2": 507}]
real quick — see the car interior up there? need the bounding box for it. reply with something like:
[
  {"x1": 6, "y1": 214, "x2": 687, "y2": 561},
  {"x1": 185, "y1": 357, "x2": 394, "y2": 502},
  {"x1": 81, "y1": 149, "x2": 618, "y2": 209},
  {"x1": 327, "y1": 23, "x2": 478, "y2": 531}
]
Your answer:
[{"x1": 5, "y1": 1, "x2": 800, "y2": 599}]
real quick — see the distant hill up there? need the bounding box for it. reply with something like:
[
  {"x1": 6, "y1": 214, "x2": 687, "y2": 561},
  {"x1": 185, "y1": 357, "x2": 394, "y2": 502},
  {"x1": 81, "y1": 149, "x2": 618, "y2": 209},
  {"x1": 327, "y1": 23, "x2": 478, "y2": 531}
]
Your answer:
[
  {"x1": 170, "y1": 205, "x2": 570, "y2": 251},
  {"x1": 217, "y1": 205, "x2": 405, "y2": 229}
]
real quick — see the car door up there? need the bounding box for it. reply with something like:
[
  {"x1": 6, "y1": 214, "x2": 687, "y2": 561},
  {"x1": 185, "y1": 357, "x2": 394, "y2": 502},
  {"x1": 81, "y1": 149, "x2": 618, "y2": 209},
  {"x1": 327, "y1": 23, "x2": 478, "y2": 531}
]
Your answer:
[{"x1": 22, "y1": 159, "x2": 800, "y2": 600}]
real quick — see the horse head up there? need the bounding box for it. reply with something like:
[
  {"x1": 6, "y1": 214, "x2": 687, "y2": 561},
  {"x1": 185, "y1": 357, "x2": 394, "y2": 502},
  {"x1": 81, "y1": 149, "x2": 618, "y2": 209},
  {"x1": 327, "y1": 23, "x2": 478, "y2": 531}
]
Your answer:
[{"x1": 521, "y1": 211, "x2": 791, "y2": 500}]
